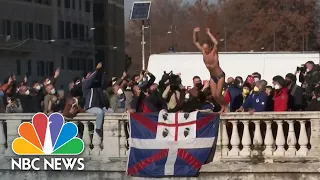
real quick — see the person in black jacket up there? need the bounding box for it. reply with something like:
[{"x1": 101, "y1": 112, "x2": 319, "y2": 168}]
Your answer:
[
  {"x1": 285, "y1": 73, "x2": 306, "y2": 111},
  {"x1": 131, "y1": 71, "x2": 167, "y2": 112},
  {"x1": 82, "y1": 63, "x2": 106, "y2": 137},
  {"x1": 306, "y1": 86, "x2": 320, "y2": 111}
]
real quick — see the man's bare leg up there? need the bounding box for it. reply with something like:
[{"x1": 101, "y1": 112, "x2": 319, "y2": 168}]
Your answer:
[
  {"x1": 215, "y1": 77, "x2": 229, "y2": 114},
  {"x1": 209, "y1": 79, "x2": 228, "y2": 114}
]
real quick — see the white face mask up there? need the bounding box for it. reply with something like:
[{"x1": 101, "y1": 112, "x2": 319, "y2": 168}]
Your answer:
[
  {"x1": 306, "y1": 69, "x2": 311, "y2": 72},
  {"x1": 51, "y1": 89, "x2": 56, "y2": 94},
  {"x1": 117, "y1": 88, "x2": 123, "y2": 95},
  {"x1": 75, "y1": 80, "x2": 80, "y2": 85},
  {"x1": 72, "y1": 97, "x2": 79, "y2": 108},
  {"x1": 239, "y1": 83, "x2": 243, "y2": 87},
  {"x1": 35, "y1": 85, "x2": 41, "y2": 90},
  {"x1": 274, "y1": 84, "x2": 280, "y2": 90},
  {"x1": 25, "y1": 90, "x2": 30, "y2": 95},
  {"x1": 47, "y1": 80, "x2": 51, "y2": 85},
  {"x1": 254, "y1": 78, "x2": 259, "y2": 82},
  {"x1": 185, "y1": 93, "x2": 190, "y2": 99}
]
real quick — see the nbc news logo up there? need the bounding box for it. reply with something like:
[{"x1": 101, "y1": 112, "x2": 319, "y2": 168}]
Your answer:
[{"x1": 11, "y1": 113, "x2": 85, "y2": 170}]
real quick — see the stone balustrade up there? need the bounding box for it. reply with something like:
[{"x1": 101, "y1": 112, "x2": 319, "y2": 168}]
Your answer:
[{"x1": 0, "y1": 112, "x2": 320, "y2": 164}]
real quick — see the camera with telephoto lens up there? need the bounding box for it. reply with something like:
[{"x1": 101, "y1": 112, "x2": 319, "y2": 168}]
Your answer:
[
  {"x1": 297, "y1": 64, "x2": 306, "y2": 72},
  {"x1": 161, "y1": 71, "x2": 181, "y2": 91}
]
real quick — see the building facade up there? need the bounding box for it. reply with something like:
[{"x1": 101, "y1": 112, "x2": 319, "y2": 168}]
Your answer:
[
  {"x1": 93, "y1": 0, "x2": 125, "y2": 79},
  {"x1": 0, "y1": 0, "x2": 95, "y2": 89}
]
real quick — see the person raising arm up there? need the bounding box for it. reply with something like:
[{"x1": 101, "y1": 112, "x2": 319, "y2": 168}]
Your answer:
[{"x1": 193, "y1": 27, "x2": 228, "y2": 114}]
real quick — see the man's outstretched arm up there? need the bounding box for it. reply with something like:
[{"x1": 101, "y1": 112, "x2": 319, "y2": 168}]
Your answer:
[
  {"x1": 193, "y1": 27, "x2": 202, "y2": 52},
  {"x1": 206, "y1": 28, "x2": 218, "y2": 51}
]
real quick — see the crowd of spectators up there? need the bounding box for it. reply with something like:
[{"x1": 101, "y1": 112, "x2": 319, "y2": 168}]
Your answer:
[{"x1": 0, "y1": 61, "x2": 319, "y2": 136}]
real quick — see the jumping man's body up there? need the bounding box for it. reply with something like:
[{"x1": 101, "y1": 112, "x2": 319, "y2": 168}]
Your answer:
[{"x1": 193, "y1": 27, "x2": 228, "y2": 114}]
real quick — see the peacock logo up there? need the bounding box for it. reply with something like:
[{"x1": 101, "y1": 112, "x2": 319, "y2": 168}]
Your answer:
[{"x1": 12, "y1": 112, "x2": 84, "y2": 155}]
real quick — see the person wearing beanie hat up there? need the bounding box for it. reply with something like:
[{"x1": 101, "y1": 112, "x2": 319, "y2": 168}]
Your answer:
[
  {"x1": 285, "y1": 73, "x2": 306, "y2": 111},
  {"x1": 272, "y1": 76, "x2": 288, "y2": 111}
]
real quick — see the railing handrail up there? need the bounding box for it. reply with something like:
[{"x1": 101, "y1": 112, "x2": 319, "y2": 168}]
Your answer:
[{"x1": 0, "y1": 112, "x2": 319, "y2": 120}]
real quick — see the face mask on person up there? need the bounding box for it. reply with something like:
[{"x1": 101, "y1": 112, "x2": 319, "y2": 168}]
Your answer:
[
  {"x1": 195, "y1": 83, "x2": 203, "y2": 90},
  {"x1": 47, "y1": 80, "x2": 51, "y2": 85},
  {"x1": 75, "y1": 80, "x2": 81, "y2": 85},
  {"x1": 274, "y1": 84, "x2": 281, "y2": 90},
  {"x1": 239, "y1": 83, "x2": 243, "y2": 87},
  {"x1": 0, "y1": 91, "x2": 4, "y2": 97},
  {"x1": 242, "y1": 89, "x2": 249, "y2": 95},
  {"x1": 253, "y1": 86, "x2": 259, "y2": 92},
  {"x1": 306, "y1": 69, "x2": 311, "y2": 72},
  {"x1": 254, "y1": 78, "x2": 259, "y2": 82},
  {"x1": 51, "y1": 89, "x2": 56, "y2": 94},
  {"x1": 117, "y1": 88, "x2": 123, "y2": 95},
  {"x1": 35, "y1": 85, "x2": 41, "y2": 91},
  {"x1": 25, "y1": 90, "x2": 30, "y2": 95}
]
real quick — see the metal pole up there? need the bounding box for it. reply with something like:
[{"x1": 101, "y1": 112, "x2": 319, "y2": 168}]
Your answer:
[
  {"x1": 142, "y1": 21, "x2": 145, "y2": 70},
  {"x1": 273, "y1": 32, "x2": 276, "y2": 51},
  {"x1": 149, "y1": 19, "x2": 152, "y2": 56},
  {"x1": 224, "y1": 25, "x2": 227, "y2": 52},
  {"x1": 306, "y1": 34, "x2": 308, "y2": 51},
  {"x1": 302, "y1": 35, "x2": 305, "y2": 51}
]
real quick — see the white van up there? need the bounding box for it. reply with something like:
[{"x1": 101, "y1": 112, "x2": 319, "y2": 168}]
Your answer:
[{"x1": 147, "y1": 52, "x2": 319, "y2": 89}]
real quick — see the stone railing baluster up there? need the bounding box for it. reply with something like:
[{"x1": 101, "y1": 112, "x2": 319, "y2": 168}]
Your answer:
[
  {"x1": 0, "y1": 120, "x2": 6, "y2": 155},
  {"x1": 221, "y1": 120, "x2": 229, "y2": 157},
  {"x1": 229, "y1": 120, "x2": 240, "y2": 156},
  {"x1": 253, "y1": 120, "x2": 263, "y2": 147},
  {"x1": 240, "y1": 120, "x2": 251, "y2": 156},
  {"x1": 90, "y1": 121, "x2": 102, "y2": 159},
  {"x1": 119, "y1": 120, "x2": 127, "y2": 157},
  {"x1": 285, "y1": 120, "x2": 297, "y2": 156},
  {"x1": 213, "y1": 123, "x2": 222, "y2": 161},
  {"x1": 274, "y1": 120, "x2": 286, "y2": 156},
  {"x1": 5, "y1": 119, "x2": 21, "y2": 156},
  {"x1": 101, "y1": 119, "x2": 121, "y2": 161},
  {"x1": 263, "y1": 121, "x2": 274, "y2": 156},
  {"x1": 297, "y1": 120, "x2": 308, "y2": 156},
  {"x1": 81, "y1": 121, "x2": 91, "y2": 156}
]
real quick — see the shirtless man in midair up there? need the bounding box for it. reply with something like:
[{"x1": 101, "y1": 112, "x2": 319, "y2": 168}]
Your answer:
[{"x1": 193, "y1": 27, "x2": 228, "y2": 114}]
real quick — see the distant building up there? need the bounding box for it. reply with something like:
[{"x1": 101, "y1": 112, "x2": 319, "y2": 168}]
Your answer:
[
  {"x1": 0, "y1": 0, "x2": 95, "y2": 89},
  {"x1": 93, "y1": 0, "x2": 125, "y2": 80}
]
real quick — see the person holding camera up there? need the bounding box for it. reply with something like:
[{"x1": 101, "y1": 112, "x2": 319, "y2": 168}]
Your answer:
[
  {"x1": 296, "y1": 61, "x2": 319, "y2": 102},
  {"x1": 162, "y1": 78, "x2": 184, "y2": 111},
  {"x1": 5, "y1": 96, "x2": 23, "y2": 113},
  {"x1": 131, "y1": 70, "x2": 166, "y2": 113}
]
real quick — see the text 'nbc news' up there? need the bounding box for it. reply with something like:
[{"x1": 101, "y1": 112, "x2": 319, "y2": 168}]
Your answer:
[{"x1": 11, "y1": 158, "x2": 84, "y2": 170}]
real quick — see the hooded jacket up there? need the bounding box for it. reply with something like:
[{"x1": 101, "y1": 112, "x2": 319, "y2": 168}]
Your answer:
[{"x1": 82, "y1": 71, "x2": 106, "y2": 110}]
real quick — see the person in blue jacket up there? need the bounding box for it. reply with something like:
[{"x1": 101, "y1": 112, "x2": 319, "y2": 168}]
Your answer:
[{"x1": 236, "y1": 80, "x2": 268, "y2": 114}]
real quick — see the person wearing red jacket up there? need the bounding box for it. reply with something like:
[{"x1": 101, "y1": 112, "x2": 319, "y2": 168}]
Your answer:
[{"x1": 272, "y1": 76, "x2": 289, "y2": 111}]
